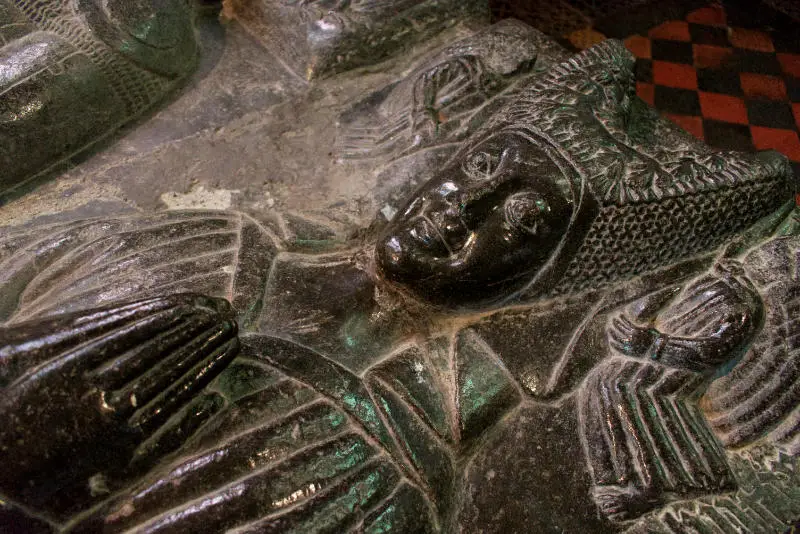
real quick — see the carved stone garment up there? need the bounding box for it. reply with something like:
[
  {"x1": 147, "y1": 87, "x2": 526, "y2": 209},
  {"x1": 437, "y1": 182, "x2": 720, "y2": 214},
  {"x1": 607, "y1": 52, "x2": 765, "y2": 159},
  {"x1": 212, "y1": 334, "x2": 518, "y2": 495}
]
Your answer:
[
  {"x1": 49, "y1": 329, "x2": 521, "y2": 533},
  {"x1": 456, "y1": 225, "x2": 800, "y2": 529},
  {"x1": 337, "y1": 19, "x2": 571, "y2": 161},
  {"x1": 0, "y1": 211, "x2": 281, "y2": 326},
  {"x1": 0, "y1": 0, "x2": 199, "y2": 196},
  {"x1": 0, "y1": 212, "x2": 522, "y2": 531},
  {"x1": 595, "y1": 233, "x2": 800, "y2": 533},
  {"x1": 222, "y1": 0, "x2": 489, "y2": 79},
  {"x1": 4, "y1": 226, "x2": 796, "y2": 532},
  {"x1": 3, "y1": 217, "x2": 799, "y2": 531},
  {"x1": 704, "y1": 235, "x2": 800, "y2": 455},
  {"x1": 577, "y1": 264, "x2": 763, "y2": 521},
  {"x1": 581, "y1": 360, "x2": 736, "y2": 513}
]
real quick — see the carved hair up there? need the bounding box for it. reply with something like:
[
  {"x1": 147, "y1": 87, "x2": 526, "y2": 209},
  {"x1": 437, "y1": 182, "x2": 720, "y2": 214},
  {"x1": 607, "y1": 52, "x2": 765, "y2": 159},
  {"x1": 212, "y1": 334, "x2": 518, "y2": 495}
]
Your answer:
[{"x1": 470, "y1": 40, "x2": 796, "y2": 303}]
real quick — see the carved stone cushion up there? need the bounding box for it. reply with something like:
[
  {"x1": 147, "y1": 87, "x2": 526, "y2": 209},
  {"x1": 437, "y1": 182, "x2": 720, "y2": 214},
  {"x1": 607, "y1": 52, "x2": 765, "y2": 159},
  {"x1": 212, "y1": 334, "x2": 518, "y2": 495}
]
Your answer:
[{"x1": 0, "y1": 0, "x2": 199, "y2": 198}]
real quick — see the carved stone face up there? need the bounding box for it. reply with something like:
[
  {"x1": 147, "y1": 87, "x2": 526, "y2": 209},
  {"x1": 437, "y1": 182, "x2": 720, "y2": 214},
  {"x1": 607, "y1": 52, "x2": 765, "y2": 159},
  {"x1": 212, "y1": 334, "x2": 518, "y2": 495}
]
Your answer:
[{"x1": 377, "y1": 129, "x2": 574, "y2": 307}]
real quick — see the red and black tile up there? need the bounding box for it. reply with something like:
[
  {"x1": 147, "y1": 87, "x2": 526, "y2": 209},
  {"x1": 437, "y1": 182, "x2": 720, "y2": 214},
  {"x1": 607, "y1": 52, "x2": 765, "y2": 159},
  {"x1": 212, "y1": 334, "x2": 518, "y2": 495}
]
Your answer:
[
  {"x1": 492, "y1": 0, "x2": 800, "y2": 176},
  {"x1": 620, "y1": 2, "x2": 800, "y2": 176}
]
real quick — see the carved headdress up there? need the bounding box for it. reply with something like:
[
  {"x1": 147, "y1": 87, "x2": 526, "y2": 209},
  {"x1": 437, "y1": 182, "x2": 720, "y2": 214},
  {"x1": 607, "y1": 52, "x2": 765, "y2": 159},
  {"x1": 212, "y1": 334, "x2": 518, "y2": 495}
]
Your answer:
[{"x1": 464, "y1": 40, "x2": 796, "y2": 304}]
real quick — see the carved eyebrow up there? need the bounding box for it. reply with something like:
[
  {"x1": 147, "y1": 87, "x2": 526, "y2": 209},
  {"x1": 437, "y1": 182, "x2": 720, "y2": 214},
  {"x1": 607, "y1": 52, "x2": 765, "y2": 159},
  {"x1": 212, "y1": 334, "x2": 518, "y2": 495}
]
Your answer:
[{"x1": 463, "y1": 151, "x2": 499, "y2": 179}]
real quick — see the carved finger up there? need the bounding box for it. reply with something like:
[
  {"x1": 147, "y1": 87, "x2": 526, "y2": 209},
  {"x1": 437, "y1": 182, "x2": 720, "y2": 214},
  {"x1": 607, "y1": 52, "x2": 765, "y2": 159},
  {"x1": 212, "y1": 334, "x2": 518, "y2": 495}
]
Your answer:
[
  {"x1": 609, "y1": 338, "x2": 630, "y2": 354},
  {"x1": 89, "y1": 311, "x2": 219, "y2": 390},
  {"x1": 105, "y1": 320, "x2": 238, "y2": 421},
  {"x1": 129, "y1": 336, "x2": 240, "y2": 434},
  {"x1": 609, "y1": 320, "x2": 634, "y2": 344},
  {"x1": 608, "y1": 330, "x2": 627, "y2": 349},
  {"x1": 129, "y1": 392, "x2": 226, "y2": 473},
  {"x1": 614, "y1": 315, "x2": 637, "y2": 332},
  {"x1": 1, "y1": 297, "x2": 207, "y2": 387},
  {"x1": 610, "y1": 317, "x2": 630, "y2": 336}
]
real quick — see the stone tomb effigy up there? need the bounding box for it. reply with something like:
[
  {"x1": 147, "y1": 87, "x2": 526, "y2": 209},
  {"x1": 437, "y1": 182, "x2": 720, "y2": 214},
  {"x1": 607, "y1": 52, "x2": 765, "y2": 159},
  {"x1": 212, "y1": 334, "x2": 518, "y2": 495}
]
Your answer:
[{"x1": 1, "y1": 1, "x2": 799, "y2": 532}]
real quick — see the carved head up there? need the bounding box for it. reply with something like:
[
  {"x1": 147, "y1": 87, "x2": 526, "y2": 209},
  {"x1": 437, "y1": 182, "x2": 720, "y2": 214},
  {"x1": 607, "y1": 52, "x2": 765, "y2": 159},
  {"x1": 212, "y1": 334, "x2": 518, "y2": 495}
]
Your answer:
[
  {"x1": 376, "y1": 127, "x2": 579, "y2": 308},
  {"x1": 377, "y1": 40, "x2": 797, "y2": 310}
]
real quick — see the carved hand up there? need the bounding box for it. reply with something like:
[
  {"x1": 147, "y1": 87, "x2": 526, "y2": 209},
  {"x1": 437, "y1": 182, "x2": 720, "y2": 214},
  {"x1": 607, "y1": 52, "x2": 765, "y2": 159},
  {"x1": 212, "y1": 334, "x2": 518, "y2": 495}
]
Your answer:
[
  {"x1": 0, "y1": 294, "x2": 240, "y2": 513},
  {"x1": 607, "y1": 314, "x2": 660, "y2": 358}
]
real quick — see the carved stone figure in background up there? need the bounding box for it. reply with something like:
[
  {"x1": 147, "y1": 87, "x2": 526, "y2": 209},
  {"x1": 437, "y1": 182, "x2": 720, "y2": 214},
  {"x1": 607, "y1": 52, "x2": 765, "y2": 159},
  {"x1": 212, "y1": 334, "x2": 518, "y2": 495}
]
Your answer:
[
  {"x1": 0, "y1": 0, "x2": 200, "y2": 197},
  {"x1": 2, "y1": 36, "x2": 800, "y2": 533},
  {"x1": 223, "y1": 0, "x2": 489, "y2": 79},
  {"x1": 336, "y1": 17, "x2": 572, "y2": 221},
  {"x1": 337, "y1": 18, "x2": 570, "y2": 161}
]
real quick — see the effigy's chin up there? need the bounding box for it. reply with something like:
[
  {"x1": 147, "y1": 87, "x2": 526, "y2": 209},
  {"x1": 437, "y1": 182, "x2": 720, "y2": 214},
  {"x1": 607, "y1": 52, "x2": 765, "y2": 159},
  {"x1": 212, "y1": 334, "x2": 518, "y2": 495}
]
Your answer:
[{"x1": 374, "y1": 231, "x2": 436, "y2": 290}]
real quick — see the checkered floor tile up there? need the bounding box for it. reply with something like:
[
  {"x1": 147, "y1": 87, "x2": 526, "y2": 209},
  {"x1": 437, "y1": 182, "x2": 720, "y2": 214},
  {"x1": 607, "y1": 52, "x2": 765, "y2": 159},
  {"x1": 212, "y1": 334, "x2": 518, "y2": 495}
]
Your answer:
[
  {"x1": 492, "y1": 0, "x2": 800, "y2": 176},
  {"x1": 623, "y1": 3, "x2": 800, "y2": 175}
]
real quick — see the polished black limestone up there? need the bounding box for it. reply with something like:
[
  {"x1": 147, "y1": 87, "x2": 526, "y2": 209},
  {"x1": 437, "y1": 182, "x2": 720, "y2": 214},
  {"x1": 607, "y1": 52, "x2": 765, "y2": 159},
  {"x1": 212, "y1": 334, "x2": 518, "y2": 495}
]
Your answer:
[{"x1": 1, "y1": 3, "x2": 800, "y2": 533}]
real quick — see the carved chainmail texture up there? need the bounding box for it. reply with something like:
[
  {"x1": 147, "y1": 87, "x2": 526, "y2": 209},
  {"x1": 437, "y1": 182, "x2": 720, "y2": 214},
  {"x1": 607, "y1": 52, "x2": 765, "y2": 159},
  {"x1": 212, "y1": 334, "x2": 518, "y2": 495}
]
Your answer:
[
  {"x1": 470, "y1": 40, "x2": 797, "y2": 300},
  {"x1": 549, "y1": 177, "x2": 791, "y2": 297}
]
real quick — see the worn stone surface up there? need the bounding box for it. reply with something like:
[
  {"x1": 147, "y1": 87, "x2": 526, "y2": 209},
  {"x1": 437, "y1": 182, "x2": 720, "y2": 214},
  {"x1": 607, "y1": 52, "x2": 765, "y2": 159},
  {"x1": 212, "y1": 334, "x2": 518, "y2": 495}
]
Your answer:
[
  {"x1": 0, "y1": 3, "x2": 497, "y2": 233},
  {"x1": 1, "y1": 2, "x2": 800, "y2": 533},
  {"x1": 223, "y1": 0, "x2": 491, "y2": 80}
]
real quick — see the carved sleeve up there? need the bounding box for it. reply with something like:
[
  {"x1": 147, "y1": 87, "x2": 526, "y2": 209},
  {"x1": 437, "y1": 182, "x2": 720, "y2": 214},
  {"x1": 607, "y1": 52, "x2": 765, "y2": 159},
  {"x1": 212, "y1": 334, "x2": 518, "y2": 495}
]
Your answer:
[{"x1": 649, "y1": 264, "x2": 764, "y2": 373}]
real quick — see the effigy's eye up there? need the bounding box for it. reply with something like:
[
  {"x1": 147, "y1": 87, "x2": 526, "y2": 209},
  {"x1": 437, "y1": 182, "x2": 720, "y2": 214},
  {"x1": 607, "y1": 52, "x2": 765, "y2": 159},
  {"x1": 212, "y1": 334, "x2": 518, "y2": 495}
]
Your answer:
[
  {"x1": 463, "y1": 151, "x2": 499, "y2": 180},
  {"x1": 504, "y1": 192, "x2": 550, "y2": 234}
]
